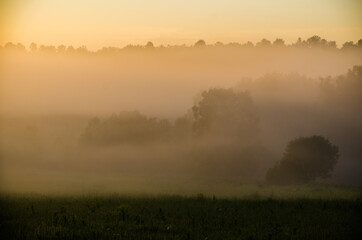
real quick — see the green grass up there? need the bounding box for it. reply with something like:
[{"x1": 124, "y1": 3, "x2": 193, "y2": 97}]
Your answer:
[{"x1": 1, "y1": 193, "x2": 361, "y2": 240}]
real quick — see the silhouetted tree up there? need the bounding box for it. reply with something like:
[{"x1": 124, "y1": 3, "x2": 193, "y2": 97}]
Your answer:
[
  {"x1": 273, "y1": 38, "x2": 285, "y2": 47},
  {"x1": 358, "y1": 39, "x2": 362, "y2": 48},
  {"x1": 293, "y1": 37, "x2": 306, "y2": 48},
  {"x1": 67, "y1": 46, "x2": 75, "y2": 53},
  {"x1": 4, "y1": 42, "x2": 14, "y2": 50},
  {"x1": 226, "y1": 42, "x2": 241, "y2": 47},
  {"x1": 4, "y1": 42, "x2": 26, "y2": 52},
  {"x1": 17, "y1": 43, "x2": 26, "y2": 51},
  {"x1": 56, "y1": 45, "x2": 66, "y2": 53},
  {"x1": 145, "y1": 41, "x2": 154, "y2": 49},
  {"x1": 29, "y1": 42, "x2": 38, "y2": 52},
  {"x1": 192, "y1": 88, "x2": 258, "y2": 141},
  {"x1": 342, "y1": 41, "x2": 357, "y2": 50},
  {"x1": 97, "y1": 46, "x2": 121, "y2": 54},
  {"x1": 80, "y1": 111, "x2": 171, "y2": 146},
  {"x1": 320, "y1": 38, "x2": 328, "y2": 46},
  {"x1": 39, "y1": 45, "x2": 56, "y2": 54},
  {"x1": 256, "y1": 39, "x2": 271, "y2": 47},
  {"x1": 76, "y1": 45, "x2": 88, "y2": 54},
  {"x1": 123, "y1": 44, "x2": 144, "y2": 51},
  {"x1": 3, "y1": 37, "x2": 362, "y2": 55},
  {"x1": 242, "y1": 41, "x2": 254, "y2": 47},
  {"x1": 307, "y1": 35, "x2": 322, "y2": 47},
  {"x1": 319, "y1": 65, "x2": 362, "y2": 115},
  {"x1": 327, "y1": 41, "x2": 337, "y2": 49},
  {"x1": 266, "y1": 135, "x2": 339, "y2": 184},
  {"x1": 194, "y1": 39, "x2": 206, "y2": 47}
]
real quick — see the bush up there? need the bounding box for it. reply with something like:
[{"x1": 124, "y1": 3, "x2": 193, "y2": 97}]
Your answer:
[{"x1": 266, "y1": 135, "x2": 339, "y2": 184}]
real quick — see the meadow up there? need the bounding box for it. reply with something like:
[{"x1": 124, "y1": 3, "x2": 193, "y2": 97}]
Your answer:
[{"x1": 1, "y1": 185, "x2": 361, "y2": 240}]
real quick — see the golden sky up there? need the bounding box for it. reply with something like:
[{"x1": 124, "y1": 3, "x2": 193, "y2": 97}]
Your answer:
[{"x1": 1, "y1": 0, "x2": 362, "y2": 49}]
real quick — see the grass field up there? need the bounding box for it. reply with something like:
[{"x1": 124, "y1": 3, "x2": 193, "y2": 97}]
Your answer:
[{"x1": 1, "y1": 187, "x2": 361, "y2": 240}]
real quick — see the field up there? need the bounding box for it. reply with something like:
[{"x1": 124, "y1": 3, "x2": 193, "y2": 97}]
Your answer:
[{"x1": 1, "y1": 186, "x2": 361, "y2": 240}]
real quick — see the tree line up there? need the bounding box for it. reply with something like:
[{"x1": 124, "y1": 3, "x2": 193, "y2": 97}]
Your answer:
[{"x1": 1, "y1": 35, "x2": 362, "y2": 55}]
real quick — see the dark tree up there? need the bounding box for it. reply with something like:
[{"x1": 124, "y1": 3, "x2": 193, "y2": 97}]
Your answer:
[
  {"x1": 4, "y1": 42, "x2": 26, "y2": 52},
  {"x1": 342, "y1": 41, "x2": 357, "y2": 50},
  {"x1": 306, "y1": 35, "x2": 321, "y2": 47},
  {"x1": 192, "y1": 88, "x2": 258, "y2": 141},
  {"x1": 327, "y1": 41, "x2": 337, "y2": 49},
  {"x1": 39, "y1": 45, "x2": 56, "y2": 54},
  {"x1": 80, "y1": 111, "x2": 171, "y2": 146},
  {"x1": 194, "y1": 39, "x2": 206, "y2": 47},
  {"x1": 145, "y1": 41, "x2": 154, "y2": 49},
  {"x1": 242, "y1": 41, "x2": 254, "y2": 47},
  {"x1": 76, "y1": 45, "x2": 88, "y2": 54},
  {"x1": 266, "y1": 135, "x2": 339, "y2": 184},
  {"x1": 57, "y1": 45, "x2": 66, "y2": 53},
  {"x1": 292, "y1": 37, "x2": 307, "y2": 48},
  {"x1": 29, "y1": 42, "x2": 38, "y2": 52},
  {"x1": 319, "y1": 65, "x2": 362, "y2": 114},
  {"x1": 273, "y1": 38, "x2": 285, "y2": 47},
  {"x1": 67, "y1": 46, "x2": 75, "y2": 53},
  {"x1": 357, "y1": 39, "x2": 362, "y2": 48},
  {"x1": 256, "y1": 39, "x2": 271, "y2": 47}
]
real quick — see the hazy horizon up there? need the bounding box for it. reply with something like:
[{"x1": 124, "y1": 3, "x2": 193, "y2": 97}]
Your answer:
[{"x1": 2, "y1": 0, "x2": 362, "y2": 50}]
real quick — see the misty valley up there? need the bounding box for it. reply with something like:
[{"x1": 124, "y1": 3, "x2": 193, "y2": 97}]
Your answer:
[{"x1": 1, "y1": 37, "x2": 362, "y2": 239}]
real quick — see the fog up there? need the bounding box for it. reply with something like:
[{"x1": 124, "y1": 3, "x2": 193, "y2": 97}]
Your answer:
[{"x1": 1, "y1": 40, "x2": 362, "y2": 194}]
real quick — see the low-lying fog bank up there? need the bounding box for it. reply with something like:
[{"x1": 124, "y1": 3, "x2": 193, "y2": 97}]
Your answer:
[{"x1": 1, "y1": 44, "x2": 361, "y2": 194}]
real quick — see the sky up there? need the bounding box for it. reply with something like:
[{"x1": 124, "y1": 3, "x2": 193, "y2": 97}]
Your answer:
[{"x1": 1, "y1": 0, "x2": 362, "y2": 50}]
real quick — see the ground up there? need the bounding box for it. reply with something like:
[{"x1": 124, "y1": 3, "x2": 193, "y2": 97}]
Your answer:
[{"x1": 1, "y1": 185, "x2": 361, "y2": 239}]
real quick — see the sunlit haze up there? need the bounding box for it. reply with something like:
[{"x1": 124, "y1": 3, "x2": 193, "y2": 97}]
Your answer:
[
  {"x1": 2, "y1": 0, "x2": 362, "y2": 49},
  {"x1": 1, "y1": 1, "x2": 362, "y2": 238}
]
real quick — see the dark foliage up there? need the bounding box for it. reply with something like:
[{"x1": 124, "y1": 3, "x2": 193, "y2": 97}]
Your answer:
[
  {"x1": 266, "y1": 136, "x2": 339, "y2": 184},
  {"x1": 0, "y1": 195, "x2": 360, "y2": 240},
  {"x1": 80, "y1": 111, "x2": 171, "y2": 146},
  {"x1": 192, "y1": 88, "x2": 258, "y2": 141},
  {"x1": 1, "y1": 36, "x2": 361, "y2": 54},
  {"x1": 194, "y1": 39, "x2": 206, "y2": 47},
  {"x1": 320, "y1": 65, "x2": 362, "y2": 116}
]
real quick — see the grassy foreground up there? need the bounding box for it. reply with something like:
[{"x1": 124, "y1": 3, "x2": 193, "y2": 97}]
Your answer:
[{"x1": 1, "y1": 193, "x2": 361, "y2": 240}]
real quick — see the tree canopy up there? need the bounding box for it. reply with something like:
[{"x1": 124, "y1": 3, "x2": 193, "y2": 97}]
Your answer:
[
  {"x1": 266, "y1": 135, "x2": 339, "y2": 184},
  {"x1": 192, "y1": 88, "x2": 258, "y2": 141},
  {"x1": 2, "y1": 35, "x2": 361, "y2": 55},
  {"x1": 80, "y1": 111, "x2": 171, "y2": 146}
]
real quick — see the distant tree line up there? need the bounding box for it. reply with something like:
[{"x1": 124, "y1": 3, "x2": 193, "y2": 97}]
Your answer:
[
  {"x1": 319, "y1": 65, "x2": 362, "y2": 116},
  {"x1": 80, "y1": 89, "x2": 258, "y2": 146},
  {"x1": 1, "y1": 35, "x2": 362, "y2": 55},
  {"x1": 80, "y1": 111, "x2": 171, "y2": 145},
  {"x1": 80, "y1": 88, "x2": 263, "y2": 180}
]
